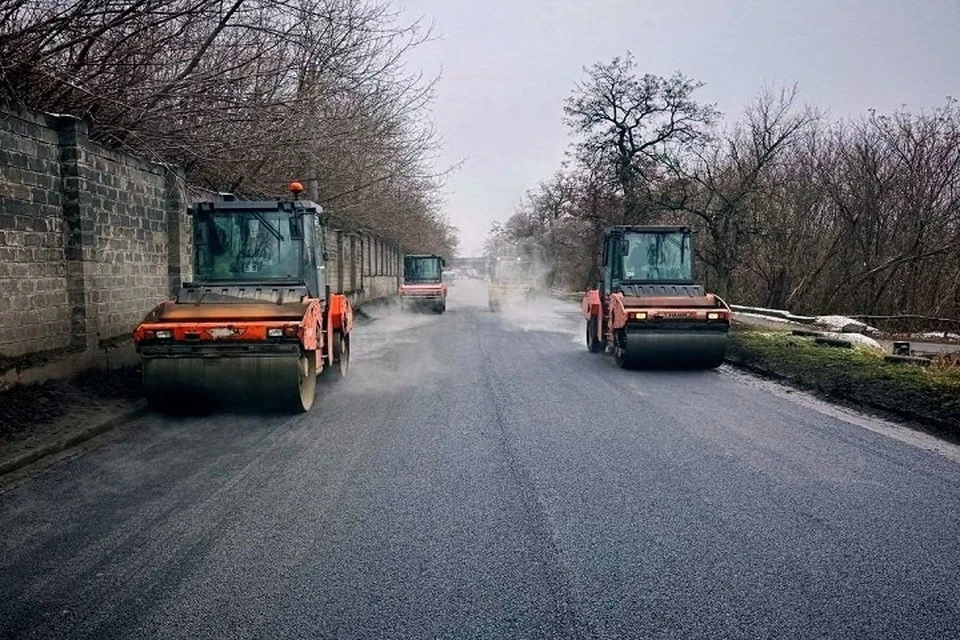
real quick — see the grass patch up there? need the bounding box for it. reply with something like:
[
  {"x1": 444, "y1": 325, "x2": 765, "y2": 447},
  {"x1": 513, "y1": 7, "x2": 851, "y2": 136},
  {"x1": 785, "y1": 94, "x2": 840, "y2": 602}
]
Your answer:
[{"x1": 727, "y1": 328, "x2": 960, "y2": 435}]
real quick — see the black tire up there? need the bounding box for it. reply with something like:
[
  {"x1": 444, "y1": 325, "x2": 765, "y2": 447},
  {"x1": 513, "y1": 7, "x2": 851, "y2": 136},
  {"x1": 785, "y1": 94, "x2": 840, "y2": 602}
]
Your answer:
[
  {"x1": 337, "y1": 332, "x2": 350, "y2": 378},
  {"x1": 614, "y1": 344, "x2": 628, "y2": 369},
  {"x1": 613, "y1": 331, "x2": 632, "y2": 369},
  {"x1": 587, "y1": 317, "x2": 605, "y2": 353},
  {"x1": 325, "y1": 331, "x2": 349, "y2": 381}
]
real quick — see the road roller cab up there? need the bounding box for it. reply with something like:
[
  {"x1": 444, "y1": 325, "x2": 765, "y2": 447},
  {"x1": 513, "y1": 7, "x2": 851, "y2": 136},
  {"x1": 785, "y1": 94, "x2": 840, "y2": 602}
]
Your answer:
[
  {"x1": 582, "y1": 226, "x2": 731, "y2": 369},
  {"x1": 133, "y1": 186, "x2": 353, "y2": 413},
  {"x1": 488, "y1": 256, "x2": 538, "y2": 312},
  {"x1": 399, "y1": 254, "x2": 447, "y2": 313}
]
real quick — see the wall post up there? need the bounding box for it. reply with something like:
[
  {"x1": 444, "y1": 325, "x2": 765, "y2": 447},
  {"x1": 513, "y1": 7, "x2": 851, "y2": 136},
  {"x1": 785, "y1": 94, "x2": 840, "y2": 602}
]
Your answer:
[{"x1": 55, "y1": 115, "x2": 97, "y2": 350}]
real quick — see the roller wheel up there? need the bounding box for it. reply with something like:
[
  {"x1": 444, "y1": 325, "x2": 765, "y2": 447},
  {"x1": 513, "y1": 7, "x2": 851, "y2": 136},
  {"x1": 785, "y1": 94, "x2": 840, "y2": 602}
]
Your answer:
[
  {"x1": 293, "y1": 352, "x2": 318, "y2": 412},
  {"x1": 143, "y1": 368, "x2": 195, "y2": 415},
  {"x1": 586, "y1": 317, "x2": 605, "y2": 353},
  {"x1": 331, "y1": 331, "x2": 350, "y2": 379},
  {"x1": 613, "y1": 332, "x2": 632, "y2": 369}
]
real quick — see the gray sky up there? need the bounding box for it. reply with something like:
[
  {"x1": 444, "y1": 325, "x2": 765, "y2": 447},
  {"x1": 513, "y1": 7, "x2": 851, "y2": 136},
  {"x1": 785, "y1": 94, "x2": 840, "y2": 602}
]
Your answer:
[{"x1": 395, "y1": 0, "x2": 960, "y2": 255}]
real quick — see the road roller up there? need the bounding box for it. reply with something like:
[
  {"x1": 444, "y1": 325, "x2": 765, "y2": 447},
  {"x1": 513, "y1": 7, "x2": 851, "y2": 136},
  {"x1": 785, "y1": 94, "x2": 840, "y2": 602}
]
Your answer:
[
  {"x1": 488, "y1": 256, "x2": 538, "y2": 312},
  {"x1": 133, "y1": 183, "x2": 353, "y2": 413},
  {"x1": 582, "y1": 225, "x2": 731, "y2": 369},
  {"x1": 399, "y1": 254, "x2": 447, "y2": 313}
]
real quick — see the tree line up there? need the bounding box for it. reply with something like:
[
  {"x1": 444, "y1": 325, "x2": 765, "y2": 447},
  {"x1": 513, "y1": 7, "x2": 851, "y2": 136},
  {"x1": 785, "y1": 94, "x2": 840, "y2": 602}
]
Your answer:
[
  {"x1": 0, "y1": 0, "x2": 457, "y2": 255},
  {"x1": 487, "y1": 53, "x2": 960, "y2": 322}
]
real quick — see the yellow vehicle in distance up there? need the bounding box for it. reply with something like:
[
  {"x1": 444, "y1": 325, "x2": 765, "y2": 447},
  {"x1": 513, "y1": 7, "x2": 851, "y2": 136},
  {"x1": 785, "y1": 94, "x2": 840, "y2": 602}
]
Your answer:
[{"x1": 488, "y1": 256, "x2": 539, "y2": 312}]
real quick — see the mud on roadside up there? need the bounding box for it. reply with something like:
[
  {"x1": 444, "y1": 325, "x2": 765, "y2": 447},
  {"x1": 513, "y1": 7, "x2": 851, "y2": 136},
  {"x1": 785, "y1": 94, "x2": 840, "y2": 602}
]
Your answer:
[{"x1": 0, "y1": 367, "x2": 143, "y2": 451}]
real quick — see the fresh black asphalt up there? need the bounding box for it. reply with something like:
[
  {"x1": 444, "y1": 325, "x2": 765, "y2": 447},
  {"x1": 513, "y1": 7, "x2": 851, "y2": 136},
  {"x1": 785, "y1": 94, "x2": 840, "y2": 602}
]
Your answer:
[{"x1": 1, "y1": 280, "x2": 958, "y2": 639}]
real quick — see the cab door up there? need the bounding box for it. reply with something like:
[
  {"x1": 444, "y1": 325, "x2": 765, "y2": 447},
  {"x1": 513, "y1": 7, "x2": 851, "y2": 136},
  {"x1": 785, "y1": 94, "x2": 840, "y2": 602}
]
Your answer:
[{"x1": 603, "y1": 232, "x2": 624, "y2": 296}]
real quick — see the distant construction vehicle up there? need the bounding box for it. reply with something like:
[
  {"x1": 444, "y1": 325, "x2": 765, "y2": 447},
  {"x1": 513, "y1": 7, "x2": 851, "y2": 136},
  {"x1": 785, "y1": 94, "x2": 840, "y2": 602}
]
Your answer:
[
  {"x1": 133, "y1": 183, "x2": 352, "y2": 413},
  {"x1": 399, "y1": 254, "x2": 447, "y2": 313},
  {"x1": 582, "y1": 225, "x2": 731, "y2": 368},
  {"x1": 488, "y1": 256, "x2": 538, "y2": 312}
]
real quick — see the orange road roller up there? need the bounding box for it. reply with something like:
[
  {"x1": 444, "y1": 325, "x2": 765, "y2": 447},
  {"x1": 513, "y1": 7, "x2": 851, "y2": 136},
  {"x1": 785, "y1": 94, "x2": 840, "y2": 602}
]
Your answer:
[
  {"x1": 399, "y1": 254, "x2": 447, "y2": 313},
  {"x1": 133, "y1": 183, "x2": 352, "y2": 413},
  {"x1": 582, "y1": 225, "x2": 731, "y2": 369}
]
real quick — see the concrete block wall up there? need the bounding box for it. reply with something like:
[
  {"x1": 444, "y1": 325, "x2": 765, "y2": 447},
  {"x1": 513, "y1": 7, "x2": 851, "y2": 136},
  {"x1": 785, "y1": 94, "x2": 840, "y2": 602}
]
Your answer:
[
  {"x1": 325, "y1": 227, "x2": 401, "y2": 306},
  {"x1": 326, "y1": 228, "x2": 342, "y2": 293},
  {"x1": 0, "y1": 110, "x2": 71, "y2": 359},
  {"x1": 82, "y1": 145, "x2": 172, "y2": 342},
  {"x1": 0, "y1": 110, "x2": 186, "y2": 388},
  {"x1": 356, "y1": 233, "x2": 402, "y2": 302}
]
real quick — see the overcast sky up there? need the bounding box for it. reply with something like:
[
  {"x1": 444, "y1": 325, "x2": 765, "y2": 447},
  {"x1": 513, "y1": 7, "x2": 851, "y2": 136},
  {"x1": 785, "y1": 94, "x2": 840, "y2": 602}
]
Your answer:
[{"x1": 394, "y1": 0, "x2": 960, "y2": 255}]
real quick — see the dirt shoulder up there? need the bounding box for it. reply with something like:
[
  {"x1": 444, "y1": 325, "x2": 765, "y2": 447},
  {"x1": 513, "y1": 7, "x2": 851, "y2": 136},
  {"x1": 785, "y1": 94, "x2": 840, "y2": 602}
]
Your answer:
[
  {"x1": 0, "y1": 367, "x2": 145, "y2": 477},
  {"x1": 727, "y1": 326, "x2": 960, "y2": 439}
]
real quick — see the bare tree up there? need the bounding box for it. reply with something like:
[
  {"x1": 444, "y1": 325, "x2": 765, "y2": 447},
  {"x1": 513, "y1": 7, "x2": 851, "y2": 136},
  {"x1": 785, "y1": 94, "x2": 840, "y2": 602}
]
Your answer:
[
  {"x1": 496, "y1": 57, "x2": 960, "y2": 323},
  {"x1": 563, "y1": 53, "x2": 718, "y2": 223},
  {"x1": 0, "y1": 0, "x2": 458, "y2": 255},
  {"x1": 663, "y1": 85, "x2": 816, "y2": 296}
]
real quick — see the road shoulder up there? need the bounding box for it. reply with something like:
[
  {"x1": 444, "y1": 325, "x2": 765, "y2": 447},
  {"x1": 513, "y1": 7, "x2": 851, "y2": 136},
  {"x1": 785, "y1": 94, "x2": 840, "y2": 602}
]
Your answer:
[
  {"x1": 727, "y1": 326, "x2": 960, "y2": 441},
  {"x1": 0, "y1": 367, "x2": 145, "y2": 483}
]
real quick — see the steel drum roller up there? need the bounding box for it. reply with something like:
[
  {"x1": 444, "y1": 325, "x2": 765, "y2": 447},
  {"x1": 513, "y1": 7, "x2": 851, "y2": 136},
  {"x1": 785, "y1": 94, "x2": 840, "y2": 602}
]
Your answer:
[
  {"x1": 618, "y1": 328, "x2": 727, "y2": 369},
  {"x1": 143, "y1": 353, "x2": 315, "y2": 412}
]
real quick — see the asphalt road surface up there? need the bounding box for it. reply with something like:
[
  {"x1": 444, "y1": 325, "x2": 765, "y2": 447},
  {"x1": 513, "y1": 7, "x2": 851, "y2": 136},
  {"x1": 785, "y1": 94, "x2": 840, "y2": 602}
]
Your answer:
[{"x1": 2, "y1": 280, "x2": 959, "y2": 639}]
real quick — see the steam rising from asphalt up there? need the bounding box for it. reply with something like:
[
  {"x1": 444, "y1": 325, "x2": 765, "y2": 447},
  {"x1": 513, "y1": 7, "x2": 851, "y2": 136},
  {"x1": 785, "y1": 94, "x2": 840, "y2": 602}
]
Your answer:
[
  {"x1": 343, "y1": 299, "x2": 446, "y2": 395},
  {"x1": 483, "y1": 255, "x2": 583, "y2": 337},
  {"x1": 445, "y1": 275, "x2": 580, "y2": 336},
  {"x1": 340, "y1": 275, "x2": 584, "y2": 396},
  {"x1": 492, "y1": 294, "x2": 581, "y2": 336}
]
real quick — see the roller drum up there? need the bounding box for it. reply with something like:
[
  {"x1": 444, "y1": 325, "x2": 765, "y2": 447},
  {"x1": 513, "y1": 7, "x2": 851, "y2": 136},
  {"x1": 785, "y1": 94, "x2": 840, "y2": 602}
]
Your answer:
[
  {"x1": 143, "y1": 353, "x2": 315, "y2": 413},
  {"x1": 618, "y1": 327, "x2": 728, "y2": 370}
]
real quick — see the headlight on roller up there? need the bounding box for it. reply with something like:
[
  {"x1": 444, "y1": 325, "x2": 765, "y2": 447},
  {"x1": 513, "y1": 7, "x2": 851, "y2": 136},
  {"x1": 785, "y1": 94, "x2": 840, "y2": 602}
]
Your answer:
[
  {"x1": 155, "y1": 330, "x2": 173, "y2": 339},
  {"x1": 707, "y1": 312, "x2": 720, "y2": 320},
  {"x1": 633, "y1": 312, "x2": 647, "y2": 320},
  {"x1": 267, "y1": 328, "x2": 284, "y2": 338}
]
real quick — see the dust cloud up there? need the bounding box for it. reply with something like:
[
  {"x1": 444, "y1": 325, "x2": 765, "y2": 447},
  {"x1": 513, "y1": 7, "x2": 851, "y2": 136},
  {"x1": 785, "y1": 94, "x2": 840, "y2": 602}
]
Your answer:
[
  {"x1": 482, "y1": 256, "x2": 583, "y2": 338},
  {"x1": 445, "y1": 273, "x2": 580, "y2": 335},
  {"x1": 339, "y1": 272, "x2": 586, "y2": 396},
  {"x1": 491, "y1": 294, "x2": 581, "y2": 337},
  {"x1": 343, "y1": 299, "x2": 448, "y2": 395}
]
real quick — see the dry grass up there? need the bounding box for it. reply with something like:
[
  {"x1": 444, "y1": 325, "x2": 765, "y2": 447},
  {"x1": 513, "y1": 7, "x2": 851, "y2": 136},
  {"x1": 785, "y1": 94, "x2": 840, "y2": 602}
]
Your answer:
[{"x1": 932, "y1": 352, "x2": 960, "y2": 374}]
